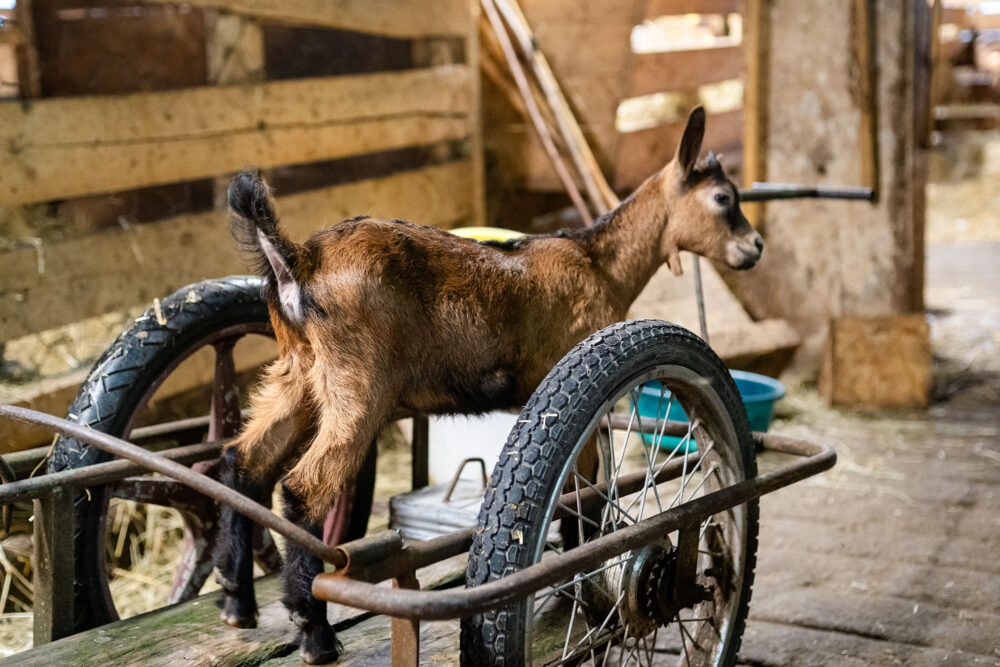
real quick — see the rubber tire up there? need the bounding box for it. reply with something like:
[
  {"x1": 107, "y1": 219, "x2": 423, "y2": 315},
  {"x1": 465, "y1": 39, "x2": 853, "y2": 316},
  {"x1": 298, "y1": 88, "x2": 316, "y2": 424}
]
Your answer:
[
  {"x1": 47, "y1": 276, "x2": 376, "y2": 631},
  {"x1": 461, "y1": 320, "x2": 759, "y2": 666}
]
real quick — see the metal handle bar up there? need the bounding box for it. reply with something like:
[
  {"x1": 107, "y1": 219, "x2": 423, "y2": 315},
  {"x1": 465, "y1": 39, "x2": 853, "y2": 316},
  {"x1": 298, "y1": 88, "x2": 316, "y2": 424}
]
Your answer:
[
  {"x1": 311, "y1": 433, "x2": 836, "y2": 620},
  {"x1": 739, "y1": 182, "x2": 875, "y2": 202}
]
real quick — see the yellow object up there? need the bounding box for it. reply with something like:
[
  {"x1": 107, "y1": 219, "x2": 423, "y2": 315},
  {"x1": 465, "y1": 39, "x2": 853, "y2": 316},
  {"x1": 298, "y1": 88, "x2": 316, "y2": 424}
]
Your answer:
[{"x1": 450, "y1": 226, "x2": 525, "y2": 242}]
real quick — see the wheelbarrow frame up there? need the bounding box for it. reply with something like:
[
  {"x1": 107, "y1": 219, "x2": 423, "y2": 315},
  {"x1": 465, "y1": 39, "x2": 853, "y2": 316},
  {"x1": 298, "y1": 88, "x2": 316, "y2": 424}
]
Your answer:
[{"x1": 0, "y1": 402, "x2": 834, "y2": 664}]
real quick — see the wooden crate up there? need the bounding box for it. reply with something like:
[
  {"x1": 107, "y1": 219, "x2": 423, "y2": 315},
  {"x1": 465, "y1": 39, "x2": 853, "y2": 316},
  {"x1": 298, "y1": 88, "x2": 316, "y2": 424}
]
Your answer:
[{"x1": 819, "y1": 315, "x2": 931, "y2": 408}]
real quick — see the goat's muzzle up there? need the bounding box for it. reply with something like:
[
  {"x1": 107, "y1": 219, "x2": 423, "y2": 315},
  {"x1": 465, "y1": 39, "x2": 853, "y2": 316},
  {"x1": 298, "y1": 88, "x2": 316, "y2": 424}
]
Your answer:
[{"x1": 726, "y1": 232, "x2": 764, "y2": 270}]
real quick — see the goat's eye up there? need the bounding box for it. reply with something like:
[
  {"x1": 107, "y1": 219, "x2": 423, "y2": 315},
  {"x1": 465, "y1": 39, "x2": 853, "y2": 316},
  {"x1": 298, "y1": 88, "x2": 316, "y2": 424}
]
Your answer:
[{"x1": 714, "y1": 193, "x2": 731, "y2": 207}]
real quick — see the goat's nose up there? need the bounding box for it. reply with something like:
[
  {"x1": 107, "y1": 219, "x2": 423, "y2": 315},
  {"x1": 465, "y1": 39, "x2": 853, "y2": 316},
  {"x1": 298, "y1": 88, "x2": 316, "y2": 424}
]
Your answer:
[{"x1": 754, "y1": 235, "x2": 764, "y2": 252}]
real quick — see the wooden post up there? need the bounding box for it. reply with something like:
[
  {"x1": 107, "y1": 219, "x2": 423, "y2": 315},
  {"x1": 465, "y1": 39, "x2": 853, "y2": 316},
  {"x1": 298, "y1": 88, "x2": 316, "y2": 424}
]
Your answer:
[
  {"x1": 854, "y1": 0, "x2": 880, "y2": 202},
  {"x1": 13, "y1": 0, "x2": 41, "y2": 98},
  {"x1": 33, "y1": 488, "x2": 76, "y2": 645},
  {"x1": 743, "y1": 0, "x2": 769, "y2": 228},
  {"x1": 465, "y1": 0, "x2": 488, "y2": 228},
  {"x1": 206, "y1": 9, "x2": 265, "y2": 208},
  {"x1": 411, "y1": 416, "x2": 429, "y2": 490}
]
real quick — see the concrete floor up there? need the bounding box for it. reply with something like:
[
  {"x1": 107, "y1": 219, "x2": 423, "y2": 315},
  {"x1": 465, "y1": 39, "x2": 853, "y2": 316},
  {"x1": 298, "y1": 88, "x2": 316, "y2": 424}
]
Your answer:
[{"x1": 738, "y1": 241, "x2": 1000, "y2": 666}]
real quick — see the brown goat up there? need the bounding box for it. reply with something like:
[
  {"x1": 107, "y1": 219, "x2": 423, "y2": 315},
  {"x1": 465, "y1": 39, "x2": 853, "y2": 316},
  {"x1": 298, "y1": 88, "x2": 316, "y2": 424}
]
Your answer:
[{"x1": 214, "y1": 106, "x2": 762, "y2": 662}]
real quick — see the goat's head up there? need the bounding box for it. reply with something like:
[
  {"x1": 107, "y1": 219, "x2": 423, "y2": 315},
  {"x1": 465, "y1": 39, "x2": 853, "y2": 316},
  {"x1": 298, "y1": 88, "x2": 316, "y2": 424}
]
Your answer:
[{"x1": 657, "y1": 107, "x2": 763, "y2": 275}]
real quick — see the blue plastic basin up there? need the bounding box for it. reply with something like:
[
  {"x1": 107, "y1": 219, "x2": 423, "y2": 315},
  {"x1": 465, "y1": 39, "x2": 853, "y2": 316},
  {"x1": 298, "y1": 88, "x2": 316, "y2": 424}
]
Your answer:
[{"x1": 637, "y1": 370, "x2": 785, "y2": 452}]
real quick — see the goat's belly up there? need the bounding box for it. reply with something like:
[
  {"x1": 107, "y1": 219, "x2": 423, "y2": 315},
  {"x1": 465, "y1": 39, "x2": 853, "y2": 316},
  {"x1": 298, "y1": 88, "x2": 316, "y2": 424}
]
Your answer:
[{"x1": 399, "y1": 366, "x2": 523, "y2": 416}]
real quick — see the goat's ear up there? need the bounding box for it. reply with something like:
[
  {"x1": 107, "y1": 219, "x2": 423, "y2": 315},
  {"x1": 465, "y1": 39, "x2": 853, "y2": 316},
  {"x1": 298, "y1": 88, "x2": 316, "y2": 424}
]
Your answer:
[{"x1": 675, "y1": 106, "x2": 706, "y2": 182}]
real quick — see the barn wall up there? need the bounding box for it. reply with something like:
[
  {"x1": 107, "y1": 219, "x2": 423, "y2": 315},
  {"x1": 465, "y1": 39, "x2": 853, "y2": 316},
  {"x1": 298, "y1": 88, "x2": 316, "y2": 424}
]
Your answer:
[{"x1": 721, "y1": 0, "x2": 927, "y2": 372}]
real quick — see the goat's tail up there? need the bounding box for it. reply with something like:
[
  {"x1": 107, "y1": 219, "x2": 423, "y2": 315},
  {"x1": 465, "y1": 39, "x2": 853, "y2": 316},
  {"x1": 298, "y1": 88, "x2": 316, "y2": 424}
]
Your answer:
[{"x1": 228, "y1": 168, "x2": 307, "y2": 324}]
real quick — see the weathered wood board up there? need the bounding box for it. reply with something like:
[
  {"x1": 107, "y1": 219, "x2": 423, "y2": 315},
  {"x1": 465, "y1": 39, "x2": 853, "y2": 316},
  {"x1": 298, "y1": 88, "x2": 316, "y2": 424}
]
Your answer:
[
  {"x1": 0, "y1": 162, "x2": 475, "y2": 341},
  {"x1": 141, "y1": 0, "x2": 474, "y2": 38},
  {"x1": 0, "y1": 66, "x2": 473, "y2": 205},
  {"x1": 631, "y1": 44, "x2": 744, "y2": 97}
]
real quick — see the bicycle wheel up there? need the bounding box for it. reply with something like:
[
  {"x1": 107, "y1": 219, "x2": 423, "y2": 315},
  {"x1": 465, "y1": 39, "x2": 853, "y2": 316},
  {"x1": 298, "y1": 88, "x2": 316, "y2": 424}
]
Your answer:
[
  {"x1": 462, "y1": 320, "x2": 758, "y2": 666},
  {"x1": 48, "y1": 276, "x2": 376, "y2": 630}
]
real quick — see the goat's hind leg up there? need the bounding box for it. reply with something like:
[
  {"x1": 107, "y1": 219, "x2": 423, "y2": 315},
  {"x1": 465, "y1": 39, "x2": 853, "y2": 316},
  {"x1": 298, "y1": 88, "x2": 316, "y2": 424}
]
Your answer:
[
  {"x1": 213, "y1": 358, "x2": 310, "y2": 628},
  {"x1": 214, "y1": 445, "x2": 266, "y2": 628},
  {"x1": 280, "y1": 481, "x2": 341, "y2": 664}
]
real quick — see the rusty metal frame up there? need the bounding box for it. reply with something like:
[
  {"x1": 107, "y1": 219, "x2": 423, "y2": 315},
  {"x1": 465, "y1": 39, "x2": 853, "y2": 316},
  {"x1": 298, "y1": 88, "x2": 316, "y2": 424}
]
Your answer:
[{"x1": 0, "y1": 403, "x2": 834, "y2": 661}]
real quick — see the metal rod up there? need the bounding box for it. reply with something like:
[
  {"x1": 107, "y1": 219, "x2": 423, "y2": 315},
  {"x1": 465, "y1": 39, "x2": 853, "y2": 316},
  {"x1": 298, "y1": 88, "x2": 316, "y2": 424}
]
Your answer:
[
  {"x1": 0, "y1": 440, "x2": 221, "y2": 504},
  {"x1": 313, "y1": 434, "x2": 836, "y2": 619},
  {"x1": 0, "y1": 404, "x2": 345, "y2": 567},
  {"x1": 1, "y1": 414, "x2": 212, "y2": 478},
  {"x1": 692, "y1": 255, "x2": 709, "y2": 343},
  {"x1": 739, "y1": 183, "x2": 875, "y2": 202}
]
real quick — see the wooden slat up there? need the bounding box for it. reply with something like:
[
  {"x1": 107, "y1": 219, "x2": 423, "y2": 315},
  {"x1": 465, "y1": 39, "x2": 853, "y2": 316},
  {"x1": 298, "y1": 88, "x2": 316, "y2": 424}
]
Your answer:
[
  {"x1": 631, "y1": 44, "x2": 744, "y2": 97},
  {"x1": 141, "y1": 0, "x2": 472, "y2": 38},
  {"x1": 0, "y1": 65, "x2": 473, "y2": 206},
  {"x1": 0, "y1": 162, "x2": 474, "y2": 340},
  {"x1": 646, "y1": 0, "x2": 741, "y2": 17},
  {"x1": 613, "y1": 109, "x2": 743, "y2": 189}
]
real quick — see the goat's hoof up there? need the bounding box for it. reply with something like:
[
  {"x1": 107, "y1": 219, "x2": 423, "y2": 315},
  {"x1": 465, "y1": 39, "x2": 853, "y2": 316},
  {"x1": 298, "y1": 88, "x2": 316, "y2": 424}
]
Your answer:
[
  {"x1": 299, "y1": 644, "x2": 341, "y2": 665},
  {"x1": 219, "y1": 596, "x2": 258, "y2": 628},
  {"x1": 220, "y1": 609, "x2": 258, "y2": 629},
  {"x1": 298, "y1": 629, "x2": 342, "y2": 664}
]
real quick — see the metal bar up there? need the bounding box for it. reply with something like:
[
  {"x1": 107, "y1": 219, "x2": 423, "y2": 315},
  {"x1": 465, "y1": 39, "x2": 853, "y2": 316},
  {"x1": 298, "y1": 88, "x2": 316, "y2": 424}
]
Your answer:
[
  {"x1": 390, "y1": 571, "x2": 422, "y2": 667},
  {"x1": 336, "y1": 450, "x2": 700, "y2": 585},
  {"x1": 1, "y1": 414, "x2": 212, "y2": 478},
  {"x1": 32, "y1": 488, "x2": 75, "y2": 645},
  {"x1": 739, "y1": 183, "x2": 875, "y2": 202},
  {"x1": 0, "y1": 404, "x2": 345, "y2": 567},
  {"x1": 0, "y1": 440, "x2": 221, "y2": 504},
  {"x1": 312, "y1": 435, "x2": 835, "y2": 619},
  {"x1": 692, "y1": 255, "x2": 709, "y2": 343}
]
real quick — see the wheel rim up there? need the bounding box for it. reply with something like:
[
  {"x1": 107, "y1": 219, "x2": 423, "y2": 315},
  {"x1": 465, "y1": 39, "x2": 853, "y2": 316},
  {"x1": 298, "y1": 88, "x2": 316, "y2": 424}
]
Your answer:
[{"x1": 526, "y1": 365, "x2": 749, "y2": 666}]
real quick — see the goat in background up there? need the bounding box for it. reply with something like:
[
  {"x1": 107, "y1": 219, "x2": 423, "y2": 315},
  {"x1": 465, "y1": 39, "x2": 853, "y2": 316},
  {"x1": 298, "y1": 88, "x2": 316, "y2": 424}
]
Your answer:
[{"x1": 213, "y1": 106, "x2": 763, "y2": 663}]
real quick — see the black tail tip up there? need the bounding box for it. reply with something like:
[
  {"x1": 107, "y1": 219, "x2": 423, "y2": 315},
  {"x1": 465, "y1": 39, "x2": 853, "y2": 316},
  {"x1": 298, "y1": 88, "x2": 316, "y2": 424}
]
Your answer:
[{"x1": 227, "y1": 168, "x2": 272, "y2": 223}]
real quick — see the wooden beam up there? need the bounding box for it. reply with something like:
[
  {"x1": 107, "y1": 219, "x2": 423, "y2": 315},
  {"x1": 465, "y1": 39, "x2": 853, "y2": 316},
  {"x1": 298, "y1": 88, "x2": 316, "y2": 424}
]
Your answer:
[
  {"x1": 613, "y1": 109, "x2": 743, "y2": 190},
  {"x1": 13, "y1": 0, "x2": 41, "y2": 98},
  {"x1": 0, "y1": 66, "x2": 473, "y2": 206},
  {"x1": 631, "y1": 45, "x2": 744, "y2": 97},
  {"x1": 140, "y1": 0, "x2": 472, "y2": 38},
  {"x1": 0, "y1": 162, "x2": 475, "y2": 340},
  {"x1": 646, "y1": 0, "x2": 740, "y2": 16},
  {"x1": 854, "y1": 0, "x2": 880, "y2": 201},
  {"x1": 742, "y1": 0, "x2": 769, "y2": 227}
]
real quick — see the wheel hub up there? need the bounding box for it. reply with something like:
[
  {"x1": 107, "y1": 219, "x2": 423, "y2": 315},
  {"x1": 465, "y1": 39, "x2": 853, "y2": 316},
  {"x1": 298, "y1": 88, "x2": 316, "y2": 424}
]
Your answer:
[{"x1": 580, "y1": 537, "x2": 711, "y2": 637}]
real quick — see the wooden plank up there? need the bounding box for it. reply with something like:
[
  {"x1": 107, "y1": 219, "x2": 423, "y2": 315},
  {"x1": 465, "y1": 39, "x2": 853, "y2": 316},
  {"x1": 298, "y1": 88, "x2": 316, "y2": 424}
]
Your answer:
[
  {"x1": 141, "y1": 0, "x2": 472, "y2": 38},
  {"x1": 0, "y1": 162, "x2": 475, "y2": 340},
  {"x1": 646, "y1": 0, "x2": 741, "y2": 16},
  {"x1": 613, "y1": 109, "x2": 743, "y2": 189},
  {"x1": 631, "y1": 45, "x2": 744, "y2": 97},
  {"x1": 0, "y1": 65, "x2": 473, "y2": 206}
]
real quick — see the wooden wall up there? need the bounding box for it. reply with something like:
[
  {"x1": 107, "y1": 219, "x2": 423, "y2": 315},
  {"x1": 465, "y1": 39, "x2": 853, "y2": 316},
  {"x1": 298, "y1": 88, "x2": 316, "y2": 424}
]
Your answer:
[
  {"x1": 482, "y1": 0, "x2": 745, "y2": 207},
  {"x1": 0, "y1": 0, "x2": 484, "y2": 343},
  {"x1": 719, "y1": 0, "x2": 929, "y2": 372},
  {"x1": 0, "y1": 0, "x2": 483, "y2": 450}
]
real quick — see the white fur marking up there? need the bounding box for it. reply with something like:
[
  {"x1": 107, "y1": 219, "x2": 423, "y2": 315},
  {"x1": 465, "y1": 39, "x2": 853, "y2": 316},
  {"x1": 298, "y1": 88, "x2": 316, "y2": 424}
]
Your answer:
[{"x1": 257, "y1": 230, "x2": 304, "y2": 324}]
